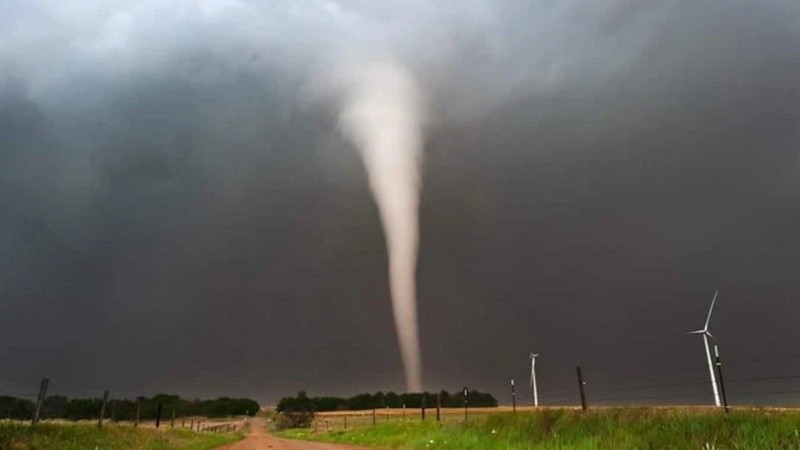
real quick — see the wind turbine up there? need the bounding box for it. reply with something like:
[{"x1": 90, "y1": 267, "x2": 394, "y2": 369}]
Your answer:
[
  {"x1": 529, "y1": 352, "x2": 540, "y2": 407},
  {"x1": 687, "y1": 290, "x2": 721, "y2": 407}
]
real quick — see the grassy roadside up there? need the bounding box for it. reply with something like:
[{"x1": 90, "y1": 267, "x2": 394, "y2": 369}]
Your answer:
[
  {"x1": 0, "y1": 421, "x2": 243, "y2": 450},
  {"x1": 276, "y1": 408, "x2": 800, "y2": 449}
]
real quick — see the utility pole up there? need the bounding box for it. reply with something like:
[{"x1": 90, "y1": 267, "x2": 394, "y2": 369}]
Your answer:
[
  {"x1": 463, "y1": 387, "x2": 469, "y2": 422},
  {"x1": 714, "y1": 345, "x2": 729, "y2": 413},
  {"x1": 576, "y1": 366, "x2": 587, "y2": 411},
  {"x1": 510, "y1": 379, "x2": 516, "y2": 412},
  {"x1": 32, "y1": 378, "x2": 49, "y2": 425},
  {"x1": 98, "y1": 390, "x2": 109, "y2": 429}
]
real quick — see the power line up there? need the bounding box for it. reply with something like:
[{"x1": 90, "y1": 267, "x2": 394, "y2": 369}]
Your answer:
[
  {"x1": 726, "y1": 374, "x2": 800, "y2": 383},
  {"x1": 591, "y1": 380, "x2": 710, "y2": 395}
]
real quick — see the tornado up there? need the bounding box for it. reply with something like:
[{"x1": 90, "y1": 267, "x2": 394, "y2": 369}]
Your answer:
[{"x1": 338, "y1": 60, "x2": 424, "y2": 392}]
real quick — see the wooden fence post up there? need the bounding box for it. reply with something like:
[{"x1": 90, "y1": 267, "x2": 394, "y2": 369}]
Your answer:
[
  {"x1": 577, "y1": 366, "x2": 587, "y2": 411},
  {"x1": 155, "y1": 403, "x2": 163, "y2": 428}
]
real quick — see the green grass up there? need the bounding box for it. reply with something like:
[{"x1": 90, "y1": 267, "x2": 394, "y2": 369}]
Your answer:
[
  {"x1": 0, "y1": 420, "x2": 243, "y2": 450},
  {"x1": 277, "y1": 408, "x2": 800, "y2": 449}
]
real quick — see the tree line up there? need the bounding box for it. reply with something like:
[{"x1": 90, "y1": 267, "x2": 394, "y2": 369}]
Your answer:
[
  {"x1": 277, "y1": 389, "x2": 498, "y2": 412},
  {"x1": 0, "y1": 394, "x2": 259, "y2": 421}
]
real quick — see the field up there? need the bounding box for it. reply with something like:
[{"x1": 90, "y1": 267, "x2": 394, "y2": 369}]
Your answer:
[
  {"x1": 0, "y1": 420, "x2": 243, "y2": 450},
  {"x1": 278, "y1": 407, "x2": 800, "y2": 449},
  {"x1": 309, "y1": 407, "x2": 523, "y2": 431}
]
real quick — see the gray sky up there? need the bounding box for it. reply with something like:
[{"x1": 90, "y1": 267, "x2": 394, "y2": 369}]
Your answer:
[{"x1": 1, "y1": 0, "x2": 799, "y2": 405}]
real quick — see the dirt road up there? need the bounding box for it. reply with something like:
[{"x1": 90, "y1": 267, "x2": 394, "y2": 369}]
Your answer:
[{"x1": 216, "y1": 417, "x2": 375, "y2": 450}]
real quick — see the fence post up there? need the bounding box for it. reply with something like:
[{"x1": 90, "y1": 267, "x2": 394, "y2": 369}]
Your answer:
[
  {"x1": 436, "y1": 392, "x2": 441, "y2": 422},
  {"x1": 98, "y1": 390, "x2": 110, "y2": 429},
  {"x1": 190, "y1": 419, "x2": 194, "y2": 430},
  {"x1": 171, "y1": 409, "x2": 175, "y2": 427},
  {"x1": 577, "y1": 366, "x2": 587, "y2": 411},
  {"x1": 372, "y1": 409, "x2": 376, "y2": 426},
  {"x1": 155, "y1": 403, "x2": 163, "y2": 428},
  {"x1": 421, "y1": 393, "x2": 426, "y2": 421},
  {"x1": 344, "y1": 415, "x2": 347, "y2": 430},
  {"x1": 181, "y1": 416, "x2": 185, "y2": 428},
  {"x1": 32, "y1": 378, "x2": 49, "y2": 426}
]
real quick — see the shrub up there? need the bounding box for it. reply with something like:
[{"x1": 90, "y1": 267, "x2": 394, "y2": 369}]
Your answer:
[{"x1": 274, "y1": 412, "x2": 315, "y2": 430}]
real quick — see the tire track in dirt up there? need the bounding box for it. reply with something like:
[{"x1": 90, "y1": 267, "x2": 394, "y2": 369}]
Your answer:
[{"x1": 215, "y1": 417, "x2": 376, "y2": 450}]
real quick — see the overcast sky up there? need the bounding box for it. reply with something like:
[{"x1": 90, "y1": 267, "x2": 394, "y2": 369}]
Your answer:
[{"x1": 1, "y1": 0, "x2": 799, "y2": 406}]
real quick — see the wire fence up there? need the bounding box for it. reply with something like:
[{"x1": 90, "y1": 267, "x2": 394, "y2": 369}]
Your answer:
[
  {"x1": 0, "y1": 376, "x2": 244, "y2": 434},
  {"x1": 311, "y1": 407, "x2": 502, "y2": 432}
]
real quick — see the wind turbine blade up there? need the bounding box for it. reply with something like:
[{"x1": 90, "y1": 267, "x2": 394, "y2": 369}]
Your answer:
[
  {"x1": 704, "y1": 290, "x2": 719, "y2": 329},
  {"x1": 687, "y1": 329, "x2": 705, "y2": 334},
  {"x1": 705, "y1": 331, "x2": 715, "y2": 340}
]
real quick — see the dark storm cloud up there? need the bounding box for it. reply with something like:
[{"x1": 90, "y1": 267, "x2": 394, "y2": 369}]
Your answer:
[{"x1": 0, "y1": 0, "x2": 799, "y2": 406}]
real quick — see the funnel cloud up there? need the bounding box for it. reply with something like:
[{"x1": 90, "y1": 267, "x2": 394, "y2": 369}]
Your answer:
[{"x1": 338, "y1": 60, "x2": 425, "y2": 392}]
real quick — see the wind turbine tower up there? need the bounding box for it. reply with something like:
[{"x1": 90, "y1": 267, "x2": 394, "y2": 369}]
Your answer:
[
  {"x1": 529, "y1": 352, "x2": 540, "y2": 407},
  {"x1": 687, "y1": 290, "x2": 721, "y2": 407}
]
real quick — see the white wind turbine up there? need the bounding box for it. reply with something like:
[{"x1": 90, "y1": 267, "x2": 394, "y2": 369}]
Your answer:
[
  {"x1": 687, "y1": 290, "x2": 721, "y2": 407},
  {"x1": 529, "y1": 352, "x2": 540, "y2": 407}
]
